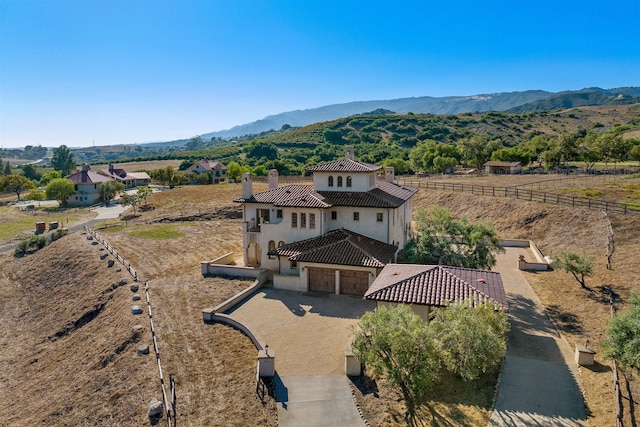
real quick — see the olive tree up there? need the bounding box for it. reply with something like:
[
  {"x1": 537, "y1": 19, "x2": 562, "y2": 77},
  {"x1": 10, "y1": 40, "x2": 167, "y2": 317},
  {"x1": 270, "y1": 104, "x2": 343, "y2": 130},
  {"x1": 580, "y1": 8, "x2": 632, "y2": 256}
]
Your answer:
[
  {"x1": 603, "y1": 292, "x2": 640, "y2": 371},
  {"x1": 555, "y1": 251, "x2": 595, "y2": 289},
  {"x1": 429, "y1": 301, "x2": 509, "y2": 381},
  {"x1": 351, "y1": 305, "x2": 439, "y2": 418},
  {"x1": 99, "y1": 180, "x2": 125, "y2": 203}
]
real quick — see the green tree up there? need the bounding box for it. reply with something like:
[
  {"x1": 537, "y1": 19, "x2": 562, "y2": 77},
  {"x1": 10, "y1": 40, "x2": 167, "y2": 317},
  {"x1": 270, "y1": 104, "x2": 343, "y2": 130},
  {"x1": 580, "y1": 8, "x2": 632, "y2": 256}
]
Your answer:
[
  {"x1": 185, "y1": 136, "x2": 206, "y2": 151},
  {"x1": 99, "y1": 180, "x2": 125, "y2": 202},
  {"x1": 119, "y1": 193, "x2": 140, "y2": 215},
  {"x1": 459, "y1": 135, "x2": 502, "y2": 168},
  {"x1": 150, "y1": 166, "x2": 175, "y2": 188},
  {"x1": 4, "y1": 160, "x2": 12, "y2": 175},
  {"x1": 39, "y1": 170, "x2": 63, "y2": 187},
  {"x1": 351, "y1": 305, "x2": 439, "y2": 418},
  {"x1": 610, "y1": 137, "x2": 632, "y2": 171},
  {"x1": 136, "y1": 186, "x2": 152, "y2": 206},
  {"x1": 21, "y1": 164, "x2": 42, "y2": 181},
  {"x1": 51, "y1": 145, "x2": 76, "y2": 176},
  {"x1": 491, "y1": 146, "x2": 531, "y2": 166},
  {"x1": 429, "y1": 301, "x2": 509, "y2": 381},
  {"x1": 226, "y1": 161, "x2": 250, "y2": 182},
  {"x1": 555, "y1": 132, "x2": 578, "y2": 168},
  {"x1": 603, "y1": 292, "x2": 640, "y2": 371},
  {"x1": 382, "y1": 157, "x2": 410, "y2": 175},
  {"x1": 402, "y1": 206, "x2": 504, "y2": 269},
  {"x1": 0, "y1": 156, "x2": 3, "y2": 176},
  {"x1": 432, "y1": 156, "x2": 458, "y2": 174},
  {"x1": 629, "y1": 144, "x2": 640, "y2": 170},
  {"x1": 27, "y1": 188, "x2": 46, "y2": 202},
  {"x1": 242, "y1": 140, "x2": 278, "y2": 162},
  {"x1": 46, "y1": 178, "x2": 75, "y2": 205},
  {"x1": 522, "y1": 135, "x2": 551, "y2": 167},
  {"x1": 555, "y1": 251, "x2": 594, "y2": 289},
  {"x1": 0, "y1": 174, "x2": 35, "y2": 201}
]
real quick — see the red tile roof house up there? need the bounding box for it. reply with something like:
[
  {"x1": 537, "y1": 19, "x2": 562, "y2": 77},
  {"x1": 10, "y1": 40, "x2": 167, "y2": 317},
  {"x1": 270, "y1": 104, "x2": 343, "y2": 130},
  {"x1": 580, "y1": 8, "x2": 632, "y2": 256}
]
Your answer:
[
  {"x1": 99, "y1": 163, "x2": 151, "y2": 188},
  {"x1": 364, "y1": 264, "x2": 509, "y2": 321},
  {"x1": 234, "y1": 146, "x2": 418, "y2": 296},
  {"x1": 66, "y1": 163, "x2": 114, "y2": 206},
  {"x1": 186, "y1": 158, "x2": 228, "y2": 183}
]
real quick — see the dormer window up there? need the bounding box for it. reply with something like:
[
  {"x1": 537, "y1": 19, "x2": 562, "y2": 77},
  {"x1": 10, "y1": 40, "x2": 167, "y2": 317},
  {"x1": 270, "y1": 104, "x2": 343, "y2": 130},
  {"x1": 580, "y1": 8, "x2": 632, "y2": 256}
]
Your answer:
[
  {"x1": 328, "y1": 176, "x2": 334, "y2": 187},
  {"x1": 346, "y1": 176, "x2": 352, "y2": 187},
  {"x1": 337, "y1": 176, "x2": 343, "y2": 187}
]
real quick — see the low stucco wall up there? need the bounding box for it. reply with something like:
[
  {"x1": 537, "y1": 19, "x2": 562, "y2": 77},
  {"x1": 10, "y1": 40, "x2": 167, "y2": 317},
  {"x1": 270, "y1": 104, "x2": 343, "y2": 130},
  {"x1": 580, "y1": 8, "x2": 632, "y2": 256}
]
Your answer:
[
  {"x1": 202, "y1": 262, "x2": 267, "y2": 279},
  {"x1": 500, "y1": 239, "x2": 549, "y2": 271},
  {"x1": 272, "y1": 274, "x2": 303, "y2": 292}
]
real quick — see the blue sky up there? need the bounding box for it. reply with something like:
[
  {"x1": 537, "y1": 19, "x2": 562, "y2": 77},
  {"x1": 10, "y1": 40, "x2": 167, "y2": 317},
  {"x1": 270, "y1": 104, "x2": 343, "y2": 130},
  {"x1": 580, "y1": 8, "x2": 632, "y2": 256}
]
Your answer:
[{"x1": 1, "y1": 0, "x2": 638, "y2": 149}]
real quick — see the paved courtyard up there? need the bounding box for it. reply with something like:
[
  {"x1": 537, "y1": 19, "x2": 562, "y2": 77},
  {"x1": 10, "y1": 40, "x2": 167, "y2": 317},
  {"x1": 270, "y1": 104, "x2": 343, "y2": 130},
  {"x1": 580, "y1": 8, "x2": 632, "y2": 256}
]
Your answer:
[{"x1": 228, "y1": 288, "x2": 375, "y2": 376}]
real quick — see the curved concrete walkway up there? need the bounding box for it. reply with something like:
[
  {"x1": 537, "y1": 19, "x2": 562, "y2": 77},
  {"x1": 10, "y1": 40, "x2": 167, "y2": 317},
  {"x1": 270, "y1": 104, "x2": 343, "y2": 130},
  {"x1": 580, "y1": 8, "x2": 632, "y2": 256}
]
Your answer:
[
  {"x1": 228, "y1": 289, "x2": 372, "y2": 426},
  {"x1": 489, "y1": 248, "x2": 586, "y2": 426}
]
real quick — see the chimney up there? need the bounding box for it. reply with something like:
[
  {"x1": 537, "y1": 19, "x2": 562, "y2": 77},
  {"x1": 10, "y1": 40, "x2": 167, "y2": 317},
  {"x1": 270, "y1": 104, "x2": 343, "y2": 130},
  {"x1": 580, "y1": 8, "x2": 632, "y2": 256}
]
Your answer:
[
  {"x1": 385, "y1": 166, "x2": 395, "y2": 183},
  {"x1": 241, "y1": 173, "x2": 253, "y2": 199},
  {"x1": 108, "y1": 163, "x2": 114, "y2": 172},
  {"x1": 345, "y1": 146, "x2": 354, "y2": 160},
  {"x1": 81, "y1": 163, "x2": 90, "y2": 172},
  {"x1": 268, "y1": 169, "x2": 279, "y2": 189}
]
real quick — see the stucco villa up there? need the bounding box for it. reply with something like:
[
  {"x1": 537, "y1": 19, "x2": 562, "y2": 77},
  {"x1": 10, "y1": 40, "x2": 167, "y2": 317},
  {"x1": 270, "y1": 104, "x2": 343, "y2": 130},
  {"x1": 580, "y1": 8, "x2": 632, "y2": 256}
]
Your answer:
[
  {"x1": 364, "y1": 263, "x2": 509, "y2": 321},
  {"x1": 186, "y1": 158, "x2": 227, "y2": 183},
  {"x1": 234, "y1": 146, "x2": 418, "y2": 296},
  {"x1": 66, "y1": 164, "x2": 114, "y2": 206}
]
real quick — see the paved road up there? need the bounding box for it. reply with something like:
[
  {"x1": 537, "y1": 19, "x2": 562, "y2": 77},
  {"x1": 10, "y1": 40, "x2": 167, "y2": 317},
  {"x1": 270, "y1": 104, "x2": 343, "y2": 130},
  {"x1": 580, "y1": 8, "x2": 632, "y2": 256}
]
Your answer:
[
  {"x1": 228, "y1": 289, "x2": 372, "y2": 426},
  {"x1": 0, "y1": 202, "x2": 129, "y2": 254},
  {"x1": 489, "y1": 248, "x2": 586, "y2": 427}
]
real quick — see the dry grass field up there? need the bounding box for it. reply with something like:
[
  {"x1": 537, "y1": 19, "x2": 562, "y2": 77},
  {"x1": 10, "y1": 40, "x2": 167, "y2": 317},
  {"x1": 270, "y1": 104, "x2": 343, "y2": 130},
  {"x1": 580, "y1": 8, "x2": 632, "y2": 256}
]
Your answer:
[{"x1": 1, "y1": 175, "x2": 638, "y2": 426}]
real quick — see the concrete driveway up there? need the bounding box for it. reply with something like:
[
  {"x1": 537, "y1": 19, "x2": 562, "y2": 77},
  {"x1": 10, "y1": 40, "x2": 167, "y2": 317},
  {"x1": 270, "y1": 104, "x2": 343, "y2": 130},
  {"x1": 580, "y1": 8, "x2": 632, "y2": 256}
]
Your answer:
[
  {"x1": 228, "y1": 288, "x2": 373, "y2": 426},
  {"x1": 489, "y1": 248, "x2": 586, "y2": 426}
]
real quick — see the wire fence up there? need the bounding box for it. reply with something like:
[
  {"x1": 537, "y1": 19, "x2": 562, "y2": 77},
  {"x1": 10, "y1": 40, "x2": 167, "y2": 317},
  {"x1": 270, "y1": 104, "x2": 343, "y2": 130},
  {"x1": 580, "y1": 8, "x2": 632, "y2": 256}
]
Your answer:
[
  {"x1": 85, "y1": 226, "x2": 175, "y2": 426},
  {"x1": 397, "y1": 178, "x2": 640, "y2": 215},
  {"x1": 607, "y1": 287, "x2": 623, "y2": 427}
]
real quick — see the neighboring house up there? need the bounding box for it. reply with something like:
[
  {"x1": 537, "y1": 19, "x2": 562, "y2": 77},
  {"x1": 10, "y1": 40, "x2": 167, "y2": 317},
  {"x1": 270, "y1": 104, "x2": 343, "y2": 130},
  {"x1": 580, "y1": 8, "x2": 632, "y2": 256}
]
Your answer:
[
  {"x1": 484, "y1": 161, "x2": 522, "y2": 174},
  {"x1": 364, "y1": 264, "x2": 509, "y2": 321},
  {"x1": 99, "y1": 163, "x2": 151, "y2": 188},
  {"x1": 186, "y1": 158, "x2": 227, "y2": 183},
  {"x1": 234, "y1": 146, "x2": 418, "y2": 296},
  {"x1": 66, "y1": 164, "x2": 113, "y2": 205}
]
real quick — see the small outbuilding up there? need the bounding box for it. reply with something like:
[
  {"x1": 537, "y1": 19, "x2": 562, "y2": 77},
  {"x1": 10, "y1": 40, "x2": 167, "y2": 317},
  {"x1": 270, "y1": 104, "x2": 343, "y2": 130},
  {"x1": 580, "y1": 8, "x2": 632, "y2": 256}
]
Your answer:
[{"x1": 484, "y1": 161, "x2": 522, "y2": 175}]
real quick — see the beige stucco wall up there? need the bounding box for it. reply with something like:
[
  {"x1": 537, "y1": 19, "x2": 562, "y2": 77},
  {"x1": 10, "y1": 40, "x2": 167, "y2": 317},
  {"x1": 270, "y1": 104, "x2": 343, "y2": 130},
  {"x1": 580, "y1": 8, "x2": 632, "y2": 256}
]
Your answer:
[{"x1": 377, "y1": 301, "x2": 431, "y2": 322}]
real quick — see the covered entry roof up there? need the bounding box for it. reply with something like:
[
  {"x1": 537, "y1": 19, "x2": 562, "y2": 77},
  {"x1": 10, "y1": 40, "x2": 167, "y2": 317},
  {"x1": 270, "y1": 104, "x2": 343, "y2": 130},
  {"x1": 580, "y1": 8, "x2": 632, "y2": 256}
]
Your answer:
[
  {"x1": 364, "y1": 264, "x2": 508, "y2": 311},
  {"x1": 268, "y1": 228, "x2": 397, "y2": 268}
]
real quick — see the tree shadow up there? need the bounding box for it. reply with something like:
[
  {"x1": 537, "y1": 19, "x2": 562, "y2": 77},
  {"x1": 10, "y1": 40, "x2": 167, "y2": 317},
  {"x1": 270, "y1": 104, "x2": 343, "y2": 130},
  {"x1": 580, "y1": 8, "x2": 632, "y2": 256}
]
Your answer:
[{"x1": 545, "y1": 304, "x2": 584, "y2": 335}]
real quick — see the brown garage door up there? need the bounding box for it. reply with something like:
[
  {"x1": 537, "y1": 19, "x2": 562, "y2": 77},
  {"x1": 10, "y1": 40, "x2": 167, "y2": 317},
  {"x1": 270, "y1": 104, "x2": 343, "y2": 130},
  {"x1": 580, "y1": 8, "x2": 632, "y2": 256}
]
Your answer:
[
  {"x1": 340, "y1": 270, "x2": 369, "y2": 296},
  {"x1": 308, "y1": 268, "x2": 335, "y2": 293}
]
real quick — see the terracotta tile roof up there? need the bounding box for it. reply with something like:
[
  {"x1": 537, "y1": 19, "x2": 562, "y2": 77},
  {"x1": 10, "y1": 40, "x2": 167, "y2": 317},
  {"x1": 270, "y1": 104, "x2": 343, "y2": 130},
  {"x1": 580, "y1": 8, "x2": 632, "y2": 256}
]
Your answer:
[
  {"x1": 305, "y1": 158, "x2": 382, "y2": 173},
  {"x1": 235, "y1": 182, "x2": 417, "y2": 209},
  {"x1": 268, "y1": 229, "x2": 397, "y2": 268},
  {"x1": 67, "y1": 170, "x2": 113, "y2": 184},
  {"x1": 364, "y1": 264, "x2": 508, "y2": 311},
  {"x1": 234, "y1": 184, "x2": 314, "y2": 204}
]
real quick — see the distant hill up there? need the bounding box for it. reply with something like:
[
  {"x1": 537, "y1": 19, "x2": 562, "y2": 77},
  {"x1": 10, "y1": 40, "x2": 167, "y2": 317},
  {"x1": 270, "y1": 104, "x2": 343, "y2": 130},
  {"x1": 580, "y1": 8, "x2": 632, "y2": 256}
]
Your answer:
[
  {"x1": 199, "y1": 87, "x2": 639, "y2": 140},
  {"x1": 507, "y1": 87, "x2": 640, "y2": 113}
]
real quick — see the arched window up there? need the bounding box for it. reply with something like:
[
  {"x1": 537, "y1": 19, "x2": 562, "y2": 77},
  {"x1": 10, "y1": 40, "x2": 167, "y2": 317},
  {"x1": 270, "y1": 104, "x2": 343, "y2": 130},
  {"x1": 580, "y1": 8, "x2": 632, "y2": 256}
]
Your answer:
[
  {"x1": 346, "y1": 176, "x2": 352, "y2": 187},
  {"x1": 337, "y1": 176, "x2": 343, "y2": 187},
  {"x1": 268, "y1": 240, "x2": 276, "y2": 251},
  {"x1": 278, "y1": 241, "x2": 285, "y2": 247},
  {"x1": 328, "y1": 176, "x2": 334, "y2": 187}
]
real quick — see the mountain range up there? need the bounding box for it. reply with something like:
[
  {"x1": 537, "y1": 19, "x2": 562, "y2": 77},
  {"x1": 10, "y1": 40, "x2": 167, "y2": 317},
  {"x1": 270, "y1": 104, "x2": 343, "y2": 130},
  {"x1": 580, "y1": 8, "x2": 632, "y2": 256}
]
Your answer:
[{"x1": 199, "y1": 87, "x2": 640, "y2": 141}]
